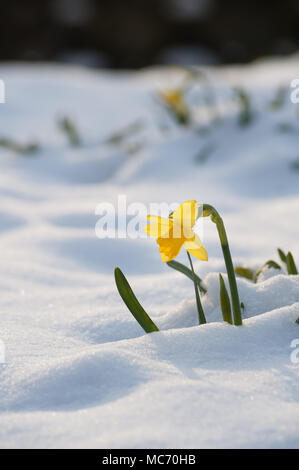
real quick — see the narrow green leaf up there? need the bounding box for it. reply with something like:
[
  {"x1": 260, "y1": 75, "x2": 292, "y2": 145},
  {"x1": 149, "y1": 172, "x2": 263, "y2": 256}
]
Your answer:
[
  {"x1": 277, "y1": 248, "x2": 287, "y2": 264},
  {"x1": 286, "y1": 252, "x2": 298, "y2": 275},
  {"x1": 114, "y1": 267, "x2": 159, "y2": 333},
  {"x1": 268, "y1": 86, "x2": 287, "y2": 110},
  {"x1": 219, "y1": 274, "x2": 233, "y2": 324},
  {"x1": 234, "y1": 87, "x2": 253, "y2": 126},
  {"x1": 234, "y1": 267, "x2": 255, "y2": 281},
  {"x1": 264, "y1": 260, "x2": 281, "y2": 270},
  {"x1": 167, "y1": 260, "x2": 207, "y2": 294},
  {"x1": 254, "y1": 260, "x2": 281, "y2": 282},
  {"x1": 58, "y1": 116, "x2": 80, "y2": 146},
  {"x1": 195, "y1": 144, "x2": 214, "y2": 164},
  {"x1": 0, "y1": 138, "x2": 39, "y2": 154},
  {"x1": 105, "y1": 119, "x2": 144, "y2": 145},
  {"x1": 186, "y1": 252, "x2": 206, "y2": 325}
]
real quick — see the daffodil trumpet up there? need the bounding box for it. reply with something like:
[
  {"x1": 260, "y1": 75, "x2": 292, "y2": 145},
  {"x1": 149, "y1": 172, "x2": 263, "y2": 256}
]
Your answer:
[
  {"x1": 201, "y1": 204, "x2": 242, "y2": 326},
  {"x1": 143, "y1": 200, "x2": 208, "y2": 325}
]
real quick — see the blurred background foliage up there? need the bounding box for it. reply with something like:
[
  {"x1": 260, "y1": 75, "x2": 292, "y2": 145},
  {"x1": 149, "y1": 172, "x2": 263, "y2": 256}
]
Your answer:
[{"x1": 1, "y1": 0, "x2": 299, "y2": 68}]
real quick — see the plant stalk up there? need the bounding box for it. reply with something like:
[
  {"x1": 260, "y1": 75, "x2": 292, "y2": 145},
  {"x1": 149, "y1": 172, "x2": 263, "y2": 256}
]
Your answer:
[
  {"x1": 202, "y1": 204, "x2": 242, "y2": 326},
  {"x1": 187, "y1": 251, "x2": 206, "y2": 325}
]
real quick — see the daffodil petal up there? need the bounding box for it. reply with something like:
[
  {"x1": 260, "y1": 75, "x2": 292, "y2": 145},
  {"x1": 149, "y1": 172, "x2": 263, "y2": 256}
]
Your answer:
[
  {"x1": 183, "y1": 234, "x2": 203, "y2": 250},
  {"x1": 143, "y1": 216, "x2": 172, "y2": 238},
  {"x1": 147, "y1": 215, "x2": 172, "y2": 226},
  {"x1": 186, "y1": 245, "x2": 208, "y2": 261},
  {"x1": 143, "y1": 223, "x2": 170, "y2": 238},
  {"x1": 172, "y1": 200, "x2": 198, "y2": 229},
  {"x1": 184, "y1": 234, "x2": 208, "y2": 261}
]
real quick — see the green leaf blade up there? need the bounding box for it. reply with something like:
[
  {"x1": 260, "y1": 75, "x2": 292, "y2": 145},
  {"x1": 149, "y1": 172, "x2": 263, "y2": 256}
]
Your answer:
[
  {"x1": 286, "y1": 252, "x2": 298, "y2": 275},
  {"x1": 114, "y1": 267, "x2": 159, "y2": 333},
  {"x1": 167, "y1": 260, "x2": 207, "y2": 294},
  {"x1": 277, "y1": 248, "x2": 287, "y2": 264},
  {"x1": 254, "y1": 260, "x2": 281, "y2": 282},
  {"x1": 219, "y1": 274, "x2": 233, "y2": 325},
  {"x1": 234, "y1": 267, "x2": 255, "y2": 281}
]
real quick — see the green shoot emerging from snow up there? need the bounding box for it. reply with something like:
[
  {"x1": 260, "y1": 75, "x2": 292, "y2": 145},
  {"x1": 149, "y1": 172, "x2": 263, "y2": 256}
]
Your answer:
[
  {"x1": 0, "y1": 138, "x2": 39, "y2": 155},
  {"x1": 235, "y1": 248, "x2": 298, "y2": 282},
  {"x1": 58, "y1": 116, "x2": 81, "y2": 147}
]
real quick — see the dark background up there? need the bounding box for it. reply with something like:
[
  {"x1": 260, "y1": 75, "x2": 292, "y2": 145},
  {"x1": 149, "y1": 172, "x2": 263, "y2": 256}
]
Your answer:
[{"x1": 1, "y1": 0, "x2": 299, "y2": 68}]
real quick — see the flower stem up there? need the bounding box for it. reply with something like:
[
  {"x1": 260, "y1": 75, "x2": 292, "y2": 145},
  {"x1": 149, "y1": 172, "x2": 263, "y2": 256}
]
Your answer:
[
  {"x1": 187, "y1": 251, "x2": 206, "y2": 325},
  {"x1": 202, "y1": 204, "x2": 242, "y2": 326}
]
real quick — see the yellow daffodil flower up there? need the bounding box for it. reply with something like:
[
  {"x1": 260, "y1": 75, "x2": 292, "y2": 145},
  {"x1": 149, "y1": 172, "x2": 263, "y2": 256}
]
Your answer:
[
  {"x1": 160, "y1": 89, "x2": 185, "y2": 108},
  {"x1": 143, "y1": 200, "x2": 208, "y2": 263},
  {"x1": 159, "y1": 89, "x2": 190, "y2": 124}
]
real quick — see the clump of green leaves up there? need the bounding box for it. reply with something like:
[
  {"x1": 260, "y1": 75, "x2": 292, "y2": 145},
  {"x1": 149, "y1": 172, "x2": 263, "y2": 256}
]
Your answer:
[
  {"x1": 278, "y1": 248, "x2": 298, "y2": 274},
  {"x1": 0, "y1": 138, "x2": 39, "y2": 155},
  {"x1": 235, "y1": 248, "x2": 298, "y2": 283}
]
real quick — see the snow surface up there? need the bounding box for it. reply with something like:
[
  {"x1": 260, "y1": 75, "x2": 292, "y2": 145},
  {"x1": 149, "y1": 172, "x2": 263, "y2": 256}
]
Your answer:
[{"x1": 0, "y1": 58, "x2": 298, "y2": 448}]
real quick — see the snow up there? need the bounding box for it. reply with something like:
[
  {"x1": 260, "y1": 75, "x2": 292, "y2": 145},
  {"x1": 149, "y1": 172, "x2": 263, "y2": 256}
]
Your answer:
[{"x1": 0, "y1": 57, "x2": 298, "y2": 448}]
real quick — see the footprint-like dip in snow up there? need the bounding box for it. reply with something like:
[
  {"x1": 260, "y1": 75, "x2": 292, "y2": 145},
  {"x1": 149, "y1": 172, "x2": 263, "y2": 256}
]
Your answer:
[{"x1": 3, "y1": 350, "x2": 147, "y2": 412}]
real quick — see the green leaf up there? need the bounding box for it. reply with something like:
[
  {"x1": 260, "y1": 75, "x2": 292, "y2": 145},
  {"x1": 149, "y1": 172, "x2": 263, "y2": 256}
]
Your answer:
[
  {"x1": 268, "y1": 86, "x2": 287, "y2": 110},
  {"x1": 105, "y1": 119, "x2": 144, "y2": 145},
  {"x1": 277, "y1": 248, "x2": 287, "y2": 264},
  {"x1": 186, "y1": 252, "x2": 206, "y2": 325},
  {"x1": 286, "y1": 252, "x2": 298, "y2": 275},
  {"x1": 234, "y1": 267, "x2": 255, "y2": 281},
  {"x1": 58, "y1": 116, "x2": 81, "y2": 146},
  {"x1": 114, "y1": 267, "x2": 159, "y2": 333},
  {"x1": 254, "y1": 260, "x2": 281, "y2": 282},
  {"x1": 219, "y1": 274, "x2": 232, "y2": 324},
  {"x1": 195, "y1": 144, "x2": 214, "y2": 164},
  {"x1": 0, "y1": 138, "x2": 40, "y2": 155},
  {"x1": 234, "y1": 87, "x2": 253, "y2": 127},
  {"x1": 167, "y1": 260, "x2": 207, "y2": 294}
]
